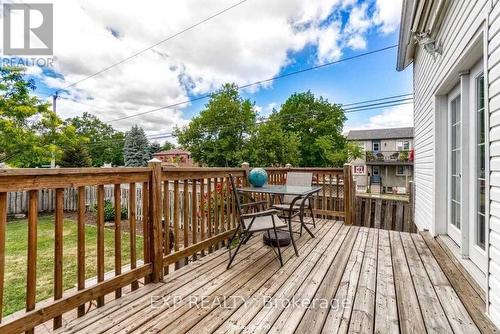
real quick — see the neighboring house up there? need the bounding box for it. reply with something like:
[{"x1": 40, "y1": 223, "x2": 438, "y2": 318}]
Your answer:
[
  {"x1": 153, "y1": 148, "x2": 195, "y2": 167},
  {"x1": 347, "y1": 127, "x2": 414, "y2": 194},
  {"x1": 397, "y1": 0, "x2": 500, "y2": 325}
]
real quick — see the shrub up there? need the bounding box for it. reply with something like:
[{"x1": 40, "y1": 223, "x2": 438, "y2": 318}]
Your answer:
[{"x1": 93, "y1": 200, "x2": 128, "y2": 222}]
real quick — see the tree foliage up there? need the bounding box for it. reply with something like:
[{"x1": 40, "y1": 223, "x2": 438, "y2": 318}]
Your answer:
[
  {"x1": 148, "y1": 142, "x2": 162, "y2": 159},
  {"x1": 0, "y1": 67, "x2": 80, "y2": 167},
  {"x1": 69, "y1": 112, "x2": 124, "y2": 166},
  {"x1": 160, "y1": 141, "x2": 175, "y2": 151},
  {"x1": 58, "y1": 142, "x2": 92, "y2": 167},
  {"x1": 176, "y1": 85, "x2": 350, "y2": 167},
  {"x1": 246, "y1": 114, "x2": 300, "y2": 166},
  {"x1": 176, "y1": 83, "x2": 256, "y2": 167},
  {"x1": 277, "y1": 91, "x2": 347, "y2": 167},
  {"x1": 124, "y1": 125, "x2": 150, "y2": 167}
]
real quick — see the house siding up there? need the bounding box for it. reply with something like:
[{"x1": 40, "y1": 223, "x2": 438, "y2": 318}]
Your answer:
[
  {"x1": 412, "y1": 0, "x2": 500, "y2": 326},
  {"x1": 489, "y1": 0, "x2": 500, "y2": 326},
  {"x1": 415, "y1": 0, "x2": 490, "y2": 233}
]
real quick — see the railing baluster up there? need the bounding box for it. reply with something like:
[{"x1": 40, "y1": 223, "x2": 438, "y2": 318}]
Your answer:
[
  {"x1": 0, "y1": 192, "x2": 6, "y2": 323},
  {"x1": 207, "y1": 178, "x2": 213, "y2": 253},
  {"x1": 54, "y1": 188, "x2": 64, "y2": 329},
  {"x1": 200, "y1": 179, "x2": 206, "y2": 257},
  {"x1": 214, "y1": 178, "x2": 220, "y2": 250},
  {"x1": 114, "y1": 184, "x2": 122, "y2": 298},
  {"x1": 129, "y1": 183, "x2": 138, "y2": 290},
  {"x1": 142, "y1": 182, "x2": 150, "y2": 283},
  {"x1": 77, "y1": 186, "x2": 86, "y2": 317},
  {"x1": 97, "y1": 185, "x2": 105, "y2": 307},
  {"x1": 220, "y1": 177, "x2": 225, "y2": 239},
  {"x1": 173, "y1": 180, "x2": 180, "y2": 269},
  {"x1": 321, "y1": 173, "x2": 326, "y2": 219},
  {"x1": 26, "y1": 190, "x2": 38, "y2": 334},
  {"x1": 163, "y1": 180, "x2": 170, "y2": 275},
  {"x1": 191, "y1": 179, "x2": 197, "y2": 261},
  {"x1": 183, "y1": 180, "x2": 189, "y2": 265}
]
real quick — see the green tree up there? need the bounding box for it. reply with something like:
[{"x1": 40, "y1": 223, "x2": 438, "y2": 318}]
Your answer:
[
  {"x1": 176, "y1": 83, "x2": 256, "y2": 167},
  {"x1": 160, "y1": 141, "x2": 175, "y2": 151},
  {"x1": 69, "y1": 112, "x2": 124, "y2": 166},
  {"x1": 246, "y1": 114, "x2": 300, "y2": 166},
  {"x1": 124, "y1": 125, "x2": 150, "y2": 167},
  {"x1": 58, "y1": 142, "x2": 92, "y2": 167},
  {"x1": 277, "y1": 91, "x2": 347, "y2": 167},
  {"x1": 0, "y1": 67, "x2": 79, "y2": 167},
  {"x1": 148, "y1": 142, "x2": 162, "y2": 159}
]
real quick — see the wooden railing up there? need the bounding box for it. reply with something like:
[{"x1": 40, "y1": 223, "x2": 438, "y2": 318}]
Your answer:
[
  {"x1": 352, "y1": 182, "x2": 416, "y2": 232},
  {"x1": 0, "y1": 164, "x2": 354, "y2": 333}
]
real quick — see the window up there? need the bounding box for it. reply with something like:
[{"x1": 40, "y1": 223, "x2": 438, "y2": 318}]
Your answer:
[
  {"x1": 450, "y1": 95, "x2": 461, "y2": 230},
  {"x1": 372, "y1": 141, "x2": 380, "y2": 151},
  {"x1": 476, "y1": 74, "x2": 486, "y2": 249},
  {"x1": 396, "y1": 166, "x2": 411, "y2": 176},
  {"x1": 397, "y1": 141, "x2": 410, "y2": 151}
]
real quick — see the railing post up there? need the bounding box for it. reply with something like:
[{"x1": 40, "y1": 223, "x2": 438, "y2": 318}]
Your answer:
[
  {"x1": 409, "y1": 180, "x2": 415, "y2": 231},
  {"x1": 241, "y1": 162, "x2": 250, "y2": 186},
  {"x1": 343, "y1": 164, "x2": 352, "y2": 224},
  {"x1": 148, "y1": 159, "x2": 164, "y2": 283}
]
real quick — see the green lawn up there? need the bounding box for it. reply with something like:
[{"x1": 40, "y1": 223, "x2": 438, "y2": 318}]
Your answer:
[{"x1": 3, "y1": 217, "x2": 143, "y2": 316}]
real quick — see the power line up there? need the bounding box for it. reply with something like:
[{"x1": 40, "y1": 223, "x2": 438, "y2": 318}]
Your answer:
[
  {"x1": 57, "y1": 0, "x2": 249, "y2": 93},
  {"x1": 343, "y1": 97, "x2": 413, "y2": 111},
  {"x1": 345, "y1": 101, "x2": 413, "y2": 112},
  {"x1": 58, "y1": 91, "x2": 412, "y2": 121},
  {"x1": 341, "y1": 93, "x2": 412, "y2": 107},
  {"x1": 80, "y1": 98, "x2": 414, "y2": 147},
  {"x1": 106, "y1": 44, "x2": 399, "y2": 123}
]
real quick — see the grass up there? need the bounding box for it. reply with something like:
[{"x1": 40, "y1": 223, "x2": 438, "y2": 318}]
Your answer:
[{"x1": 3, "y1": 217, "x2": 143, "y2": 317}]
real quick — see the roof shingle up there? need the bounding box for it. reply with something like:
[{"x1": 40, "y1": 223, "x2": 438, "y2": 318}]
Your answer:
[{"x1": 347, "y1": 127, "x2": 414, "y2": 140}]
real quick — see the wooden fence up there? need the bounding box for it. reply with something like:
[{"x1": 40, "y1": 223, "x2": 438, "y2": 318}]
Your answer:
[
  {"x1": 0, "y1": 164, "x2": 354, "y2": 333},
  {"x1": 353, "y1": 189, "x2": 416, "y2": 232}
]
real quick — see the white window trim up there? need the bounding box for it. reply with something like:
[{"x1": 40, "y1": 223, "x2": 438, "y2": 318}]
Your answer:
[
  {"x1": 397, "y1": 140, "x2": 411, "y2": 151},
  {"x1": 396, "y1": 165, "x2": 411, "y2": 176}
]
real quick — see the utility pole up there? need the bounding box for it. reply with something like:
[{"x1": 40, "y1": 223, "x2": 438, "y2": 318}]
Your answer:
[{"x1": 51, "y1": 93, "x2": 58, "y2": 168}]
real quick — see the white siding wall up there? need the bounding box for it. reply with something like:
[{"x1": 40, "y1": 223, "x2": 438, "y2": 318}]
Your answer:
[
  {"x1": 413, "y1": 0, "x2": 488, "y2": 232},
  {"x1": 488, "y1": 0, "x2": 500, "y2": 327},
  {"x1": 413, "y1": 0, "x2": 500, "y2": 327}
]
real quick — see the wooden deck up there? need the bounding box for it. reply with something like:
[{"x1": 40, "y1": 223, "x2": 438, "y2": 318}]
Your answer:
[{"x1": 55, "y1": 219, "x2": 496, "y2": 334}]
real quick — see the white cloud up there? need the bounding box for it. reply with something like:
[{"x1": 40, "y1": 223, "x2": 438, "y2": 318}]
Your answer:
[
  {"x1": 316, "y1": 23, "x2": 343, "y2": 64},
  {"x1": 345, "y1": 103, "x2": 414, "y2": 132},
  {"x1": 2, "y1": 0, "x2": 402, "y2": 135},
  {"x1": 255, "y1": 102, "x2": 278, "y2": 118},
  {"x1": 347, "y1": 34, "x2": 367, "y2": 50},
  {"x1": 373, "y1": 0, "x2": 403, "y2": 34}
]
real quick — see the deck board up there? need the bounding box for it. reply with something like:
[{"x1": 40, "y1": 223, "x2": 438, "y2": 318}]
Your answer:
[{"x1": 56, "y1": 219, "x2": 495, "y2": 334}]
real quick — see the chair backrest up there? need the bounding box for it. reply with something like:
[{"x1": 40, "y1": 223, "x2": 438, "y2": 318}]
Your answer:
[
  {"x1": 229, "y1": 174, "x2": 243, "y2": 218},
  {"x1": 229, "y1": 174, "x2": 251, "y2": 231},
  {"x1": 283, "y1": 172, "x2": 313, "y2": 203}
]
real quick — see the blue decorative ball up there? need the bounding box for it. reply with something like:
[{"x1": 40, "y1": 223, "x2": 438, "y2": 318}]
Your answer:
[{"x1": 248, "y1": 168, "x2": 268, "y2": 187}]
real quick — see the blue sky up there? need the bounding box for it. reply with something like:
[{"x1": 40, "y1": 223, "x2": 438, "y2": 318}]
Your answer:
[
  {"x1": 11, "y1": 0, "x2": 413, "y2": 139},
  {"x1": 180, "y1": 7, "x2": 413, "y2": 133}
]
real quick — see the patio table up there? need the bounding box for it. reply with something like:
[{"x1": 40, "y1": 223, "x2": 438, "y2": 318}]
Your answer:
[{"x1": 237, "y1": 185, "x2": 321, "y2": 243}]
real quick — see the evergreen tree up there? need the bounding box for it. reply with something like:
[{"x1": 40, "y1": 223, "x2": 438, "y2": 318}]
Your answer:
[
  {"x1": 124, "y1": 125, "x2": 150, "y2": 167},
  {"x1": 148, "y1": 142, "x2": 162, "y2": 159},
  {"x1": 58, "y1": 143, "x2": 92, "y2": 167}
]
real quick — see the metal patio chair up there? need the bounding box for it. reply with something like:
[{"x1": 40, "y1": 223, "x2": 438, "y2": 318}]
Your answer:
[
  {"x1": 271, "y1": 172, "x2": 315, "y2": 235},
  {"x1": 226, "y1": 175, "x2": 291, "y2": 269}
]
